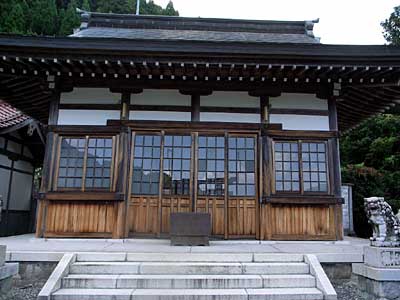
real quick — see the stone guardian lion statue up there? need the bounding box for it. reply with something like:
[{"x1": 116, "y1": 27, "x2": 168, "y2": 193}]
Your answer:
[{"x1": 364, "y1": 197, "x2": 400, "y2": 247}]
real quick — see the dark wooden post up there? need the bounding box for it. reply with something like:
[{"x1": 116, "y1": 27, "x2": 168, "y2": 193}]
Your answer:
[
  {"x1": 36, "y1": 91, "x2": 60, "y2": 238},
  {"x1": 328, "y1": 96, "x2": 343, "y2": 240},
  {"x1": 191, "y1": 94, "x2": 200, "y2": 122},
  {"x1": 113, "y1": 126, "x2": 130, "y2": 238},
  {"x1": 121, "y1": 92, "x2": 131, "y2": 120},
  {"x1": 260, "y1": 95, "x2": 270, "y2": 124}
]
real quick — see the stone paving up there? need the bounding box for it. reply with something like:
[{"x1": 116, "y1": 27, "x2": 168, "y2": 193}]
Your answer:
[{"x1": 0, "y1": 234, "x2": 368, "y2": 263}]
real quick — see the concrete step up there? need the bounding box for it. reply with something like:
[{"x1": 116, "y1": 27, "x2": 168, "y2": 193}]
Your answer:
[
  {"x1": 247, "y1": 288, "x2": 323, "y2": 300},
  {"x1": 62, "y1": 274, "x2": 315, "y2": 289},
  {"x1": 52, "y1": 288, "x2": 323, "y2": 300},
  {"x1": 70, "y1": 262, "x2": 309, "y2": 275},
  {"x1": 75, "y1": 252, "x2": 305, "y2": 263}
]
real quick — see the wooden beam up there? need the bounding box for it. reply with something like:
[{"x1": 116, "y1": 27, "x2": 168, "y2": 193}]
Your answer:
[
  {"x1": 328, "y1": 97, "x2": 338, "y2": 131},
  {"x1": 260, "y1": 96, "x2": 269, "y2": 123}
]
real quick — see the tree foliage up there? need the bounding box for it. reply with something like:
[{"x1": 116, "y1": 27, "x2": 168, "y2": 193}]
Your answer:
[
  {"x1": 340, "y1": 114, "x2": 400, "y2": 237},
  {"x1": 382, "y1": 5, "x2": 400, "y2": 45},
  {"x1": 0, "y1": 0, "x2": 179, "y2": 36}
]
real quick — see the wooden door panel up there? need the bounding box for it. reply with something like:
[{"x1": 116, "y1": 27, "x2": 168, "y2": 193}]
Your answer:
[
  {"x1": 196, "y1": 197, "x2": 225, "y2": 236},
  {"x1": 161, "y1": 196, "x2": 191, "y2": 233},
  {"x1": 128, "y1": 196, "x2": 159, "y2": 235},
  {"x1": 228, "y1": 198, "x2": 257, "y2": 237}
]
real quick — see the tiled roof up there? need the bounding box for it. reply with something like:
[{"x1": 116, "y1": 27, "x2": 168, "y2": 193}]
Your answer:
[
  {"x1": 0, "y1": 100, "x2": 30, "y2": 129},
  {"x1": 72, "y1": 12, "x2": 320, "y2": 44},
  {"x1": 73, "y1": 27, "x2": 319, "y2": 44}
]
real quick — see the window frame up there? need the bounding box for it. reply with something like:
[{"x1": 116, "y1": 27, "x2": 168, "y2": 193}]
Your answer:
[
  {"x1": 272, "y1": 139, "x2": 331, "y2": 196},
  {"x1": 54, "y1": 135, "x2": 117, "y2": 192}
]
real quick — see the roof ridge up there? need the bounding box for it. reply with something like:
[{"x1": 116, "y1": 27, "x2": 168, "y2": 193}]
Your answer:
[{"x1": 76, "y1": 8, "x2": 318, "y2": 37}]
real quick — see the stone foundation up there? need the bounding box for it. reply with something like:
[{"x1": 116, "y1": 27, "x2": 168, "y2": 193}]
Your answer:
[
  {"x1": 0, "y1": 245, "x2": 19, "y2": 296},
  {"x1": 352, "y1": 246, "x2": 400, "y2": 300},
  {"x1": 353, "y1": 273, "x2": 400, "y2": 300}
]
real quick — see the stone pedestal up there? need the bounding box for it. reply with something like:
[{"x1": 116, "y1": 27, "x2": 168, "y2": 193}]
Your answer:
[
  {"x1": 0, "y1": 245, "x2": 19, "y2": 295},
  {"x1": 353, "y1": 246, "x2": 400, "y2": 300}
]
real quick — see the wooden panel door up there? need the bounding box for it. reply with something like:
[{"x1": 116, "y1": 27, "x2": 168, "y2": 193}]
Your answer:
[{"x1": 226, "y1": 135, "x2": 258, "y2": 238}]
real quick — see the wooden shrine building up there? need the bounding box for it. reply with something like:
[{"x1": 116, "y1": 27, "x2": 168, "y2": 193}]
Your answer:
[
  {"x1": 0, "y1": 12, "x2": 399, "y2": 240},
  {"x1": 0, "y1": 101, "x2": 44, "y2": 236}
]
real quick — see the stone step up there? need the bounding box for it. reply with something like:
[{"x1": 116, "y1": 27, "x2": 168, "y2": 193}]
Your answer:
[
  {"x1": 70, "y1": 262, "x2": 309, "y2": 275},
  {"x1": 75, "y1": 252, "x2": 304, "y2": 263},
  {"x1": 52, "y1": 288, "x2": 323, "y2": 300},
  {"x1": 62, "y1": 274, "x2": 315, "y2": 289}
]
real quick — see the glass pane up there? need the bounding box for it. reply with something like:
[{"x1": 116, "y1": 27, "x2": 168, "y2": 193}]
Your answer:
[
  {"x1": 274, "y1": 141, "x2": 300, "y2": 192},
  {"x1": 301, "y1": 141, "x2": 328, "y2": 193},
  {"x1": 57, "y1": 138, "x2": 86, "y2": 189},
  {"x1": 228, "y1": 136, "x2": 256, "y2": 196},
  {"x1": 198, "y1": 135, "x2": 225, "y2": 196},
  {"x1": 132, "y1": 134, "x2": 162, "y2": 195}
]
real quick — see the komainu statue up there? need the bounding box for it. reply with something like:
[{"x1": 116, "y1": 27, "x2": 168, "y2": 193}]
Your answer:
[{"x1": 364, "y1": 197, "x2": 400, "y2": 247}]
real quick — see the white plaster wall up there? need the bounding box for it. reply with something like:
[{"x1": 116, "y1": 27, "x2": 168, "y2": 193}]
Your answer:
[
  {"x1": 58, "y1": 109, "x2": 120, "y2": 125},
  {"x1": 270, "y1": 93, "x2": 328, "y2": 110},
  {"x1": 9, "y1": 172, "x2": 33, "y2": 211},
  {"x1": 269, "y1": 114, "x2": 330, "y2": 131},
  {"x1": 14, "y1": 160, "x2": 34, "y2": 173},
  {"x1": 6, "y1": 140, "x2": 22, "y2": 154},
  {"x1": 132, "y1": 89, "x2": 191, "y2": 106},
  {"x1": 60, "y1": 88, "x2": 121, "y2": 104},
  {"x1": 0, "y1": 168, "x2": 10, "y2": 206},
  {"x1": 23, "y1": 147, "x2": 33, "y2": 159},
  {"x1": 130, "y1": 111, "x2": 191, "y2": 121},
  {"x1": 201, "y1": 91, "x2": 259, "y2": 108},
  {"x1": 0, "y1": 153, "x2": 11, "y2": 168},
  {"x1": 200, "y1": 112, "x2": 260, "y2": 123}
]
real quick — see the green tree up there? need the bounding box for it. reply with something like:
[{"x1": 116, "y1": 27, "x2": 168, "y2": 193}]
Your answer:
[
  {"x1": 82, "y1": 0, "x2": 91, "y2": 11},
  {"x1": 382, "y1": 5, "x2": 400, "y2": 45},
  {"x1": 340, "y1": 114, "x2": 400, "y2": 237},
  {"x1": 59, "y1": 0, "x2": 80, "y2": 35},
  {"x1": 0, "y1": 1, "x2": 26, "y2": 34},
  {"x1": 31, "y1": 0, "x2": 58, "y2": 35},
  {"x1": 164, "y1": 1, "x2": 178, "y2": 16}
]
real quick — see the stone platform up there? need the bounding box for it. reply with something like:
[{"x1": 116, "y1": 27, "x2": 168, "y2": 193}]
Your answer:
[
  {"x1": 353, "y1": 246, "x2": 400, "y2": 300},
  {"x1": 0, "y1": 234, "x2": 367, "y2": 264}
]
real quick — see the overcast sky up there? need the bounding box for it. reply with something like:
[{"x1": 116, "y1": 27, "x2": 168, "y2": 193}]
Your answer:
[{"x1": 156, "y1": 0, "x2": 398, "y2": 45}]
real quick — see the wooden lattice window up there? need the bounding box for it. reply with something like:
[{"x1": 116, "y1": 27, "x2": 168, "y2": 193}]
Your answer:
[
  {"x1": 163, "y1": 135, "x2": 192, "y2": 195},
  {"x1": 57, "y1": 136, "x2": 115, "y2": 190},
  {"x1": 57, "y1": 138, "x2": 85, "y2": 189},
  {"x1": 85, "y1": 138, "x2": 113, "y2": 189},
  {"x1": 228, "y1": 136, "x2": 256, "y2": 196},
  {"x1": 132, "y1": 134, "x2": 161, "y2": 195},
  {"x1": 198, "y1": 136, "x2": 225, "y2": 196},
  {"x1": 301, "y1": 142, "x2": 328, "y2": 192},
  {"x1": 273, "y1": 140, "x2": 329, "y2": 194},
  {"x1": 274, "y1": 142, "x2": 300, "y2": 192}
]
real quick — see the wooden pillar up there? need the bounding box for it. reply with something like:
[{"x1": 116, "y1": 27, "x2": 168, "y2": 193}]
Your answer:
[
  {"x1": 113, "y1": 127, "x2": 130, "y2": 239},
  {"x1": 328, "y1": 97, "x2": 343, "y2": 240},
  {"x1": 36, "y1": 92, "x2": 60, "y2": 238},
  {"x1": 121, "y1": 93, "x2": 131, "y2": 120},
  {"x1": 191, "y1": 94, "x2": 200, "y2": 122},
  {"x1": 260, "y1": 96, "x2": 270, "y2": 124}
]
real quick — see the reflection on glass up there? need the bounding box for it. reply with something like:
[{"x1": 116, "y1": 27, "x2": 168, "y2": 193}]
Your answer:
[
  {"x1": 58, "y1": 138, "x2": 85, "y2": 188},
  {"x1": 274, "y1": 142, "x2": 300, "y2": 192},
  {"x1": 163, "y1": 135, "x2": 191, "y2": 195},
  {"x1": 132, "y1": 135, "x2": 161, "y2": 195},
  {"x1": 228, "y1": 136, "x2": 256, "y2": 196},
  {"x1": 302, "y1": 142, "x2": 328, "y2": 192},
  {"x1": 198, "y1": 136, "x2": 225, "y2": 196}
]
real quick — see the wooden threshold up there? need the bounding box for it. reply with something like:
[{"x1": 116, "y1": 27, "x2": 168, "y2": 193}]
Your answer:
[{"x1": 44, "y1": 191, "x2": 122, "y2": 201}]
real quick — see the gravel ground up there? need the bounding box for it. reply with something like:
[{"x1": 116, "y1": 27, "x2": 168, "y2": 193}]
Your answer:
[
  {"x1": 0, "y1": 278, "x2": 46, "y2": 300},
  {"x1": 333, "y1": 279, "x2": 366, "y2": 300},
  {"x1": 1, "y1": 278, "x2": 365, "y2": 300}
]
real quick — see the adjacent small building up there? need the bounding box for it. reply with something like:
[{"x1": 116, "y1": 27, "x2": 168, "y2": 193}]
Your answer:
[
  {"x1": 0, "y1": 12, "x2": 399, "y2": 240},
  {"x1": 0, "y1": 101, "x2": 44, "y2": 236}
]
